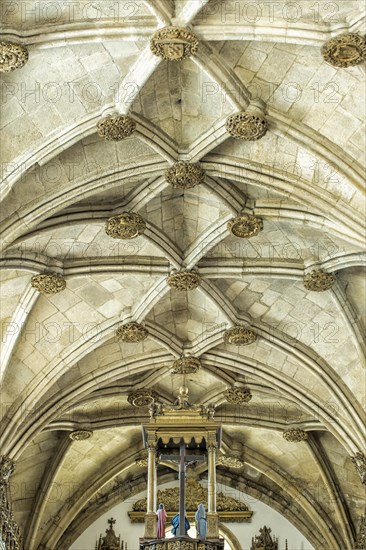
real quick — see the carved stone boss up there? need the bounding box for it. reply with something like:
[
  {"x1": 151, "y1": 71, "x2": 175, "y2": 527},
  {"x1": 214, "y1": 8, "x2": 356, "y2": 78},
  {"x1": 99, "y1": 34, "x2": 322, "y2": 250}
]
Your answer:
[
  {"x1": 69, "y1": 430, "x2": 93, "y2": 441},
  {"x1": 322, "y1": 34, "x2": 366, "y2": 68},
  {"x1": 97, "y1": 114, "x2": 136, "y2": 141},
  {"x1": 282, "y1": 428, "x2": 308, "y2": 443},
  {"x1": 31, "y1": 273, "x2": 66, "y2": 295},
  {"x1": 303, "y1": 270, "x2": 335, "y2": 291},
  {"x1": 105, "y1": 212, "x2": 146, "y2": 239},
  {"x1": 165, "y1": 162, "x2": 205, "y2": 189},
  {"x1": 151, "y1": 27, "x2": 199, "y2": 61},
  {"x1": 171, "y1": 356, "x2": 201, "y2": 374},
  {"x1": 224, "y1": 386, "x2": 252, "y2": 404},
  {"x1": 227, "y1": 215, "x2": 263, "y2": 238},
  {"x1": 167, "y1": 270, "x2": 200, "y2": 290},
  {"x1": 224, "y1": 326, "x2": 257, "y2": 346},
  {"x1": 116, "y1": 322, "x2": 149, "y2": 343},
  {"x1": 0, "y1": 42, "x2": 28, "y2": 72},
  {"x1": 226, "y1": 112, "x2": 268, "y2": 140}
]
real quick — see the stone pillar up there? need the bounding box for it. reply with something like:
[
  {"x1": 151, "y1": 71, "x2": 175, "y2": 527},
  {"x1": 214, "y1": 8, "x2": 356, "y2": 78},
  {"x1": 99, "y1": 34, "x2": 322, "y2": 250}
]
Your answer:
[
  {"x1": 144, "y1": 438, "x2": 157, "y2": 538},
  {"x1": 207, "y1": 435, "x2": 219, "y2": 538}
]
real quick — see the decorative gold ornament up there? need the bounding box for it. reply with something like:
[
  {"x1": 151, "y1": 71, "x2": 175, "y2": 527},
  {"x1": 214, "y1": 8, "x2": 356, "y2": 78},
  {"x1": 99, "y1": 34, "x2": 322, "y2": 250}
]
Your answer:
[
  {"x1": 167, "y1": 270, "x2": 200, "y2": 291},
  {"x1": 31, "y1": 273, "x2": 66, "y2": 295},
  {"x1": 172, "y1": 356, "x2": 201, "y2": 374},
  {"x1": 148, "y1": 400, "x2": 164, "y2": 419},
  {"x1": 0, "y1": 41, "x2": 28, "y2": 72},
  {"x1": 168, "y1": 543, "x2": 195, "y2": 550},
  {"x1": 224, "y1": 326, "x2": 257, "y2": 345},
  {"x1": 226, "y1": 112, "x2": 268, "y2": 140},
  {"x1": 135, "y1": 457, "x2": 148, "y2": 467},
  {"x1": 227, "y1": 214, "x2": 263, "y2": 238},
  {"x1": 69, "y1": 430, "x2": 93, "y2": 441},
  {"x1": 283, "y1": 428, "x2": 308, "y2": 442},
  {"x1": 141, "y1": 542, "x2": 221, "y2": 550},
  {"x1": 97, "y1": 114, "x2": 136, "y2": 141},
  {"x1": 150, "y1": 27, "x2": 199, "y2": 61},
  {"x1": 303, "y1": 270, "x2": 336, "y2": 291},
  {"x1": 216, "y1": 455, "x2": 244, "y2": 469},
  {"x1": 105, "y1": 212, "x2": 146, "y2": 239},
  {"x1": 165, "y1": 162, "x2": 205, "y2": 189},
  {"x1": 132, "y1": 479, "x2": 249, "y2": 514},
  {"x1": 351, "y1": 452, "x2": 366, "y2": 485},
  {"x1": 224, "y1": 386, "x2": 252, "y2": 404},
  {"x1": 116, "y1": 322, "x2": 149, "y2": 343},
  {"x1": 173, "y1": 385, "x2": 192, "y2": 410},
  {"x1": 322, "y1": 33, "x2": 366, "y2": 67},
  {"x1": 200, "y1": 403, "x2": 216, "y2": 420},
  {"x1": 127, "y1": 389, "x2": 159, "y2": 407}
]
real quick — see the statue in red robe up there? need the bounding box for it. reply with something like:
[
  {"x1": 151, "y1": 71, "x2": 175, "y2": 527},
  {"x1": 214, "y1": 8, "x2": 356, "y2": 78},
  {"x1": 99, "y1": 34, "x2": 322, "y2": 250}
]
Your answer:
[{"x1": 156, "y1": 503, "x2": 167, "y2": 538}]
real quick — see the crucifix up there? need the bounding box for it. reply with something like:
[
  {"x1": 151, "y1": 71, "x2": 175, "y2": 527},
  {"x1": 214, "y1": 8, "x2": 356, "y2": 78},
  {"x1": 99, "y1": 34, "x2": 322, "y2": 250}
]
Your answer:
[
  {"x1": 108, "y1": 518, "x2": 116, "y2": 529},
  {"x1": 160, "y1": 439, "x2": 205, "y2": 536}
]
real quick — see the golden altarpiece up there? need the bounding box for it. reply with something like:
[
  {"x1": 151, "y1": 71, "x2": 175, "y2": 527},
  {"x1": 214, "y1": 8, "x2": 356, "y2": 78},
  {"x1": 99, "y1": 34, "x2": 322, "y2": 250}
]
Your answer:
[
  {"x1": 138, "y1": 387, "x2": 227, "y2": 550},
  {"x1": 129, "y1": 479, "x2": 252, "y2": 524}
]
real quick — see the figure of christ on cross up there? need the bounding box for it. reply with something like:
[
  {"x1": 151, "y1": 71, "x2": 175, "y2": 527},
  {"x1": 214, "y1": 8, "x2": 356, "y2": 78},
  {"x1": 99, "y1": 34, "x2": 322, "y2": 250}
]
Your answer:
[{"x1": 160, "y1": 440, "x2": 205, "y2": 537}]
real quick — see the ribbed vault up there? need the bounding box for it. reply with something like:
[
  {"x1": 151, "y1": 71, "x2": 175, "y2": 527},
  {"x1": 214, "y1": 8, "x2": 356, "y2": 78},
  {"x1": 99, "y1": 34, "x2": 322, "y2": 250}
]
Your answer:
[{"x1": 1, "y1": 1, "x2": 365, "y2": 549}]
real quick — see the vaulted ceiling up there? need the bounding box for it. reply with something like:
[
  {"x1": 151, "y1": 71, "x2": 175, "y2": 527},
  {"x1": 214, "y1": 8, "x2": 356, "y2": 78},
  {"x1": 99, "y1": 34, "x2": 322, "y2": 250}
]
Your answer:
[{"x1": 1, "y1": 1, "x2": 365, "y2": 549}]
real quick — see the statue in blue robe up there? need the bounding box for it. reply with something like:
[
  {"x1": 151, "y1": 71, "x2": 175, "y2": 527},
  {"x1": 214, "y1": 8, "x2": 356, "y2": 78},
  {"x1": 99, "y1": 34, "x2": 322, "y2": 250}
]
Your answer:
[
  {"x1": 195, "y1": 503, "x2": 207, "y2": 539},
  {"x1": 171, "y1": 513, "x2": 190, "y2": 536}
]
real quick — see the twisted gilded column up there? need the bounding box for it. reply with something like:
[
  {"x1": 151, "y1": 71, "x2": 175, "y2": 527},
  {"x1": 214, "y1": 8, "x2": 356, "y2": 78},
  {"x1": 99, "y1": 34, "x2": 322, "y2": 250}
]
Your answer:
[
  {"x1": 206, "y1": 433, "x2": 219, "y2": 538},
  {"x1": 144, "y1": 436, "x2": 157, "y2": 537}
]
